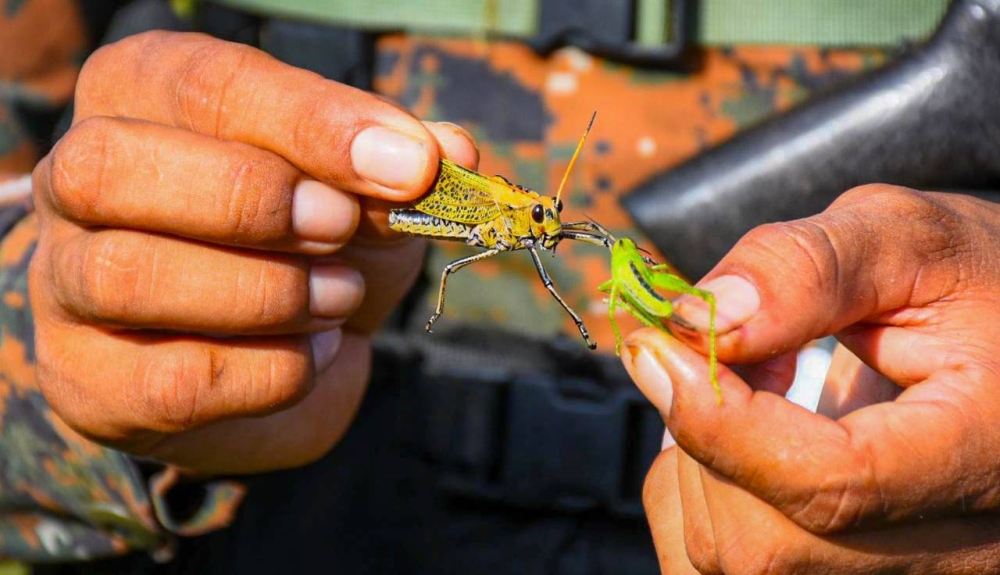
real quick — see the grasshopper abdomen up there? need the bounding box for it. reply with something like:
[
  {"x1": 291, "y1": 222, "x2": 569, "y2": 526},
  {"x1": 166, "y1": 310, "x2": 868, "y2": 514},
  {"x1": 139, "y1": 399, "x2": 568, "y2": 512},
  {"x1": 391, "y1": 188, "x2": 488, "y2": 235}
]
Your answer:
[{"x1": 388, "y1": 210, "x2": 474, "y2": 242}]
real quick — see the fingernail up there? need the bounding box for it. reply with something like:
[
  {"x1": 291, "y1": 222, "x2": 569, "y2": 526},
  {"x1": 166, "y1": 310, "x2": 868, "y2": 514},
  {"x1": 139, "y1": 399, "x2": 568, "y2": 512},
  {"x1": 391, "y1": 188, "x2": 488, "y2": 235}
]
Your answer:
[
  {"x1": 310, "y1": 265, "x2": 365, "y2": 318},
  {"x1": 435, "y1": 121, "x2": 478, "y2": 152},
  {"x1": 292, "y1": 180, "x2": 359, "y2": 244},
  {"x1": 623, "y1": 342, "x2": 674, "y2": 415},
  {"x1": 676, "y1": 275, "x2": 760, "y2": 333},
  {"x1": 310, "y1": 328, "x2": 343, "y2": 373},
  {"x1": 351, "y1": 126, "x2": 431, "y2": 191}
]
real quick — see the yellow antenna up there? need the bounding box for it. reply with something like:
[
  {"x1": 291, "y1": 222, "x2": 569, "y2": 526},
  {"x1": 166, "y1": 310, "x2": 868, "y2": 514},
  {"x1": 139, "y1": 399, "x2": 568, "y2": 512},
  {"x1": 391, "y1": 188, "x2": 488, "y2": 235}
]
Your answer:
[{"x1": 555, "y1": 111, "x2": 597, "y2": 207}]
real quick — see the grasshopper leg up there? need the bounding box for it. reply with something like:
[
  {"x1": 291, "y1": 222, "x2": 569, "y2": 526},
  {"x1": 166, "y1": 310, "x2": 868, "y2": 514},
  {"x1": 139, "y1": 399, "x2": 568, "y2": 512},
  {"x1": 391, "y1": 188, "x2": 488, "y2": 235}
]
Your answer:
[
  {"x1": 527, "y1": 245, "x2": 596, "y2": 350},
  {"x1": 561, "y1": 220, "x2": 616, "y2": 251},
  {"x1": 560, "y1": 230, "x2": 615, "y2": 251},
  {"x1": 607, "y1": 283, "x2": 624, "y2": 356},
  {"x1": 562, "y1": 220, "x2": 616, "y2": 240},
  {"x1": 650, "y1": 272, "x2": 720, "y2": 404},
  {"x1": 427, "y1": 248, "x2": 504, "y2": 333}
]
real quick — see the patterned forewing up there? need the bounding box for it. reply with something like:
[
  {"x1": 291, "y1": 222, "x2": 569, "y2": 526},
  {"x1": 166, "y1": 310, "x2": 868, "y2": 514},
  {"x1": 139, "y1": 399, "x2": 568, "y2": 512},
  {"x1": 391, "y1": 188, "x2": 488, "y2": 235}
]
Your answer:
[{"x1": 413, "y1": 159, "x2": 506, "y2": 224}]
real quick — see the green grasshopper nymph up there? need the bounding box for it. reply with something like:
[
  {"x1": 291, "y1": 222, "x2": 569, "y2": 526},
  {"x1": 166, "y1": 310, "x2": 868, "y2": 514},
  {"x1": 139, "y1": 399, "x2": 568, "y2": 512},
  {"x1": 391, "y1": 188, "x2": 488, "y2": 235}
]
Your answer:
[
  {"x1": 388, "y1": 113, "x2": 613, "y2": 349},
  {"x1": 600, "y1": 237, "x2": 721, "y2": 403}
]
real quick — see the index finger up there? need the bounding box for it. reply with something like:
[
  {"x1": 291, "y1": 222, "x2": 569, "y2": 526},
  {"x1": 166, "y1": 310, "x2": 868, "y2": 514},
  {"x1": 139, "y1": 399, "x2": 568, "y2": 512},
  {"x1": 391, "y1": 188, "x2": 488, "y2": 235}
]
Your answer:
[{"x1": 74, "y1": 31, "x2": 439, "y2": 201}]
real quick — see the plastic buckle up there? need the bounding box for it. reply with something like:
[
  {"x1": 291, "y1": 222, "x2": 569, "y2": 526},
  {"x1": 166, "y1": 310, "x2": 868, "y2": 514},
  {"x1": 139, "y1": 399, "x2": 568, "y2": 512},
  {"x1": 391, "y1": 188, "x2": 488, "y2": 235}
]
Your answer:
[
  {"x1": 435, "y1": 372, "x2": 664, "y2": 518},
  {"x1": 529, "y1": 0, "x2": 688, "y2": 68}
]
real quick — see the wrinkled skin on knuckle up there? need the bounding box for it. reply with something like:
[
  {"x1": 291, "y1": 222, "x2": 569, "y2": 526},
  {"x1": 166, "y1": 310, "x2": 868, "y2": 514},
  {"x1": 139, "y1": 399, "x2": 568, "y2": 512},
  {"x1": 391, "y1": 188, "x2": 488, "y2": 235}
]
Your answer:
[
  {"x1": 72, "y1": 42, "x2": 119, "y2": 114},
  {"x1": 288, "y1": 80, "x2": 363, "y2": 172},
  {"x1": 74, "y1": 30, "x2": 172, "y2": 115},
  {"x1": 739, "y1": 220, "x2": 841, "y2": 302},
  {"x1": 131, "y1": 343, "x2": 311, "y2": 433},
  {"x1": 231, "y1": 256, "x2": 310, "y2": 329},
  {"x1": 47, "y1": 117, "x2": 115, "y2": 221},
  {"x1": 170, "y1": 40, "x2": 249, "y2": 135},
  {"x1": 65, "y1": 232, "x2": 148, "y2": 323},
  {"x1": 132, "y1": 346, "x2": 214, "y2": 433},
  {"x1": 253, "y1": 346, "x2": 314, "y2": 414},
  {"x1": 220, "y1": 150, "x2": 296, "y2": 243}
]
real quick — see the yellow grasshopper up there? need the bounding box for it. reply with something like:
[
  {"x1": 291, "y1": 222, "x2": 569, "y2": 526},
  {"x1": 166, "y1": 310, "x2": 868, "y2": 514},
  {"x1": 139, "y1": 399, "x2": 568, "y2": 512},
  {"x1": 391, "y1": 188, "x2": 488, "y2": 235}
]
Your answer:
[{"x1": 388, "y1": 113, "x2": 612, "y2": 349}]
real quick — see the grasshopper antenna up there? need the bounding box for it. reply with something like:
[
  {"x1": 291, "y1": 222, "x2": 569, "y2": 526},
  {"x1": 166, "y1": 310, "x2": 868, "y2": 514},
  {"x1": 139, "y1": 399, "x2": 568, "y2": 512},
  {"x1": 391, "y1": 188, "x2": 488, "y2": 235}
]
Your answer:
[{"x1": 554, "y1": 111, "x2": 597, "y2": 210}]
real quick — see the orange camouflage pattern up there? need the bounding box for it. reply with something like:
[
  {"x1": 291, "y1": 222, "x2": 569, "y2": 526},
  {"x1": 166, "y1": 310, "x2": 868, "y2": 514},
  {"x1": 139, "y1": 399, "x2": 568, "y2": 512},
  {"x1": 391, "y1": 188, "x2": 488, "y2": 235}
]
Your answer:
[
  {"x1": 373, "y1": 36, "x2": 884, "y2": 350},
  {"x1": 0, "y1": 0, "x2": 885, "y2": 562}
]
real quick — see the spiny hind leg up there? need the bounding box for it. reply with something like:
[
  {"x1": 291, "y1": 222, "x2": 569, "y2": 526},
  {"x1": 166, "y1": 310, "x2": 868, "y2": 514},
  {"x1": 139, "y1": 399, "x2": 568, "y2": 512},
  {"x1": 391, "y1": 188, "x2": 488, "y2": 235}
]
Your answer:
[
  {"x1": 427, "y1": 248, "x2": 503, "y2": 332},
  {"x1": 528, "y1": 246, "x2": 596, "y2": 350}
]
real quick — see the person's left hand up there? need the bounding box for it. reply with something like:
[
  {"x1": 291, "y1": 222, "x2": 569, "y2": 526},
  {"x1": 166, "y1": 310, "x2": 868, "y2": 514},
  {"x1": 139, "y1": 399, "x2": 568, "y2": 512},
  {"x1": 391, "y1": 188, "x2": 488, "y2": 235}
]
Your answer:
[{"x1": 625, "y1": 186, "x2": 1000, "y2": 574}]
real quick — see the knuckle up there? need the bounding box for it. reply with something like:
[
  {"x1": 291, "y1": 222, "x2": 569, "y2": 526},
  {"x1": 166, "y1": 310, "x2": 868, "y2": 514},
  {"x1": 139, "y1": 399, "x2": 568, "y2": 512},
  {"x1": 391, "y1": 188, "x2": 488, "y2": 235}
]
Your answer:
[
  {"x1": 75, "y1": 42, "x2": 119, "y2": 100},
  {"x1": 133, "y1": 343, "x2": 312, "y2": 432},
  {"x1": 220, "y1": 152, "x2": 295, "y2": 241},
  {"x1": 290, "y1": 81, "x2": 355, "y2": 169},
  {"x1": 69, "y1": 232, "x2": 147, "y2": 322},
  {"x1": 48, "y1": 117, "x2": 117, "y2": 220},
  {"x1": 236, "y1": 258, "x2": 309, "y2": 328},
  {"x1": 256, "y1": 346, "x2": 314, "y2": 411},
  {"x1": 134, "y1": 347, "x2": 213, "y2": 431},
  {"x1": 172, "y1": 39, "x2": 253, "y2": 135},
  {"x1": 836, "y1": 183, "x2": 924, "y2": 210},
  {"x1": 75, "y1": 31, "x2": 172, "y2": 109},
  {"x1": 741, "y1": 220, "x2": 839, "y2": 295}
]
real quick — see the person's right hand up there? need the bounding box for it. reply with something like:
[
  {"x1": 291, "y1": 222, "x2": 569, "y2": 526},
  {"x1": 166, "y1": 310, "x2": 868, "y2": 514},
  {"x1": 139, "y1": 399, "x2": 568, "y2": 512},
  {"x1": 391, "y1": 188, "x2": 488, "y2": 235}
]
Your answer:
[{"x1": 28, "y1": 31, "x2": 478, "y2": 474}]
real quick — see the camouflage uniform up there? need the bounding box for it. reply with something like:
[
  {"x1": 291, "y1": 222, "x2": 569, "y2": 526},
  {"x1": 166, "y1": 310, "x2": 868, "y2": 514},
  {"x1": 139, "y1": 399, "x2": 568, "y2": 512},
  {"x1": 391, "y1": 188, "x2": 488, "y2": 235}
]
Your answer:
[{"x1": 0, "y1": 0, "x2": 884, "y2": 569}]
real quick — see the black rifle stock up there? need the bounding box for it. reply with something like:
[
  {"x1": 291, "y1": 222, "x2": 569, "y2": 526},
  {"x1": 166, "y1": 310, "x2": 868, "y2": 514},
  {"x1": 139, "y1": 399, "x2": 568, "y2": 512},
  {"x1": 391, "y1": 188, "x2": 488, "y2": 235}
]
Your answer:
[{"x1": 623, "y1": 0, "x2": 1000, "y2": 279}]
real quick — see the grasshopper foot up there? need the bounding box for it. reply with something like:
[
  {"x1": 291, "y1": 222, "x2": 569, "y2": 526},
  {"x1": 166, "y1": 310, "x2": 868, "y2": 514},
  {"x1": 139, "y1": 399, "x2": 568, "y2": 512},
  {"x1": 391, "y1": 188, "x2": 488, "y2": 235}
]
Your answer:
[
  {"x1": 425, "y1": 314, "x2": 441, "y2": 333},
  {"x1": 577, "y1": 325, "x2": 597, "y2": 350}
]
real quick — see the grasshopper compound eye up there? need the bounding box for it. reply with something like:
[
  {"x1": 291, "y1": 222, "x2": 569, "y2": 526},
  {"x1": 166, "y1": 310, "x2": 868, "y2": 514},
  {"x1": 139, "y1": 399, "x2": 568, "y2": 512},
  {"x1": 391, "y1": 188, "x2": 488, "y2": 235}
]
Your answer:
[
  {"x1": 554, "y1": 198, "x2": 564, "y2": 213},
  {"x1": 531, "y1": 204, "x2": 545, "y2": 223}
]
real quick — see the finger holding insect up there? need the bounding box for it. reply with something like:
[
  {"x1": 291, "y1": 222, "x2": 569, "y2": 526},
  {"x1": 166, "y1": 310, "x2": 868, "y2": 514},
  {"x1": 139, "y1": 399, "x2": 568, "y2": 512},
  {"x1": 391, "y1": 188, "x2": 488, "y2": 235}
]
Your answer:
[
  {"x1": 76, "y1": 32, "x2": 444, "y2": 201},
  {"x1": 355, "y1": 120, "x2": 480, "y2": 242}
]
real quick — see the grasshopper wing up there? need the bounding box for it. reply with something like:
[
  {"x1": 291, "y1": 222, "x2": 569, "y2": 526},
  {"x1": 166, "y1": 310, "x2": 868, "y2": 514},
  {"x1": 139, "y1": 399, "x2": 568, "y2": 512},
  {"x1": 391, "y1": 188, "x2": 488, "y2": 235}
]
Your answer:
[{"x1": 413, "y1": 159, "x2": 509, "y2": 224}]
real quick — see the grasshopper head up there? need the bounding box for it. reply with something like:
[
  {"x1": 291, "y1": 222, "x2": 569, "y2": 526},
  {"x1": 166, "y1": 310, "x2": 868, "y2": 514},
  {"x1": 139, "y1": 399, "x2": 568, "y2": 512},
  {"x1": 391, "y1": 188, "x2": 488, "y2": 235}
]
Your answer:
[{"x1": 532, "y1": 196, "x2": 564, "y2": 249}]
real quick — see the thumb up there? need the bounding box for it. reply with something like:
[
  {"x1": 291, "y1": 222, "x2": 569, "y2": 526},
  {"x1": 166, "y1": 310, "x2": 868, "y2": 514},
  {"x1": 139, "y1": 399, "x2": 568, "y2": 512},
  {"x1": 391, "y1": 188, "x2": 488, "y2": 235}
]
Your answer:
[{"x1": 672, "y1": 185, "x2": 984, "y2": 369}]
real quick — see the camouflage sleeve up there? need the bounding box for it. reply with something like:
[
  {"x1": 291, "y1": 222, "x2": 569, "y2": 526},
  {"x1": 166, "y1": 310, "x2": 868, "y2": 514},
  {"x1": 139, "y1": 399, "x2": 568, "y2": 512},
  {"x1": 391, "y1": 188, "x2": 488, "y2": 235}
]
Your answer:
[
  {"x1": 1, "y1": 1, "x2": 247, "y2": 561},
  {"x1": 0, "y1": 189, "x2": 246, "y2": 562}
]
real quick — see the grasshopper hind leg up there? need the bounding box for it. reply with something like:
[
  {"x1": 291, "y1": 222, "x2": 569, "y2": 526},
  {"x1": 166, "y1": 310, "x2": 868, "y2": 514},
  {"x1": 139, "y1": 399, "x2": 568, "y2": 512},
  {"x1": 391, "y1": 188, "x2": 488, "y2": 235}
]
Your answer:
[
  {"x1": 427, "y1": 248, "x2": 504, "y2": 332},
  {"x1": 528, "y1": 245, "x2": 596, "y2": 350}
]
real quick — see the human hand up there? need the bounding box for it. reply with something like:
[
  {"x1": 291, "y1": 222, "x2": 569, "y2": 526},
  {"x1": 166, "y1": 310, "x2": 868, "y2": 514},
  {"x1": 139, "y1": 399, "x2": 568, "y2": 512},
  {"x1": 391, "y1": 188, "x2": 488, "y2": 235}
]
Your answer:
[
  {"x1": 624, "y1": 185, "x2": 1000, "y2": 573},
  {"x1": 29, "y1": 31, "x2": 478, "y2": 474}
]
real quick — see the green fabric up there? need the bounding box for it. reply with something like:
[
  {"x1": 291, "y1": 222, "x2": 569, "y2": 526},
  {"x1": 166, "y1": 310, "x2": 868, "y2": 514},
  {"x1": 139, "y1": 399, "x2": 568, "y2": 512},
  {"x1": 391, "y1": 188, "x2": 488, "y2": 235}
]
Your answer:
[
  {"x1": 208, "y1": 0, "x2": 949, "y2": 47},
  {"x1": 699, "y1": 0, "x2": 950, "y2": 46},
  {"x1": 636, "y1": 0, "x2": 671, "y2": 46},
  {"x1": 210, "y1": 0, "x2": 539, "y2": 37}
]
